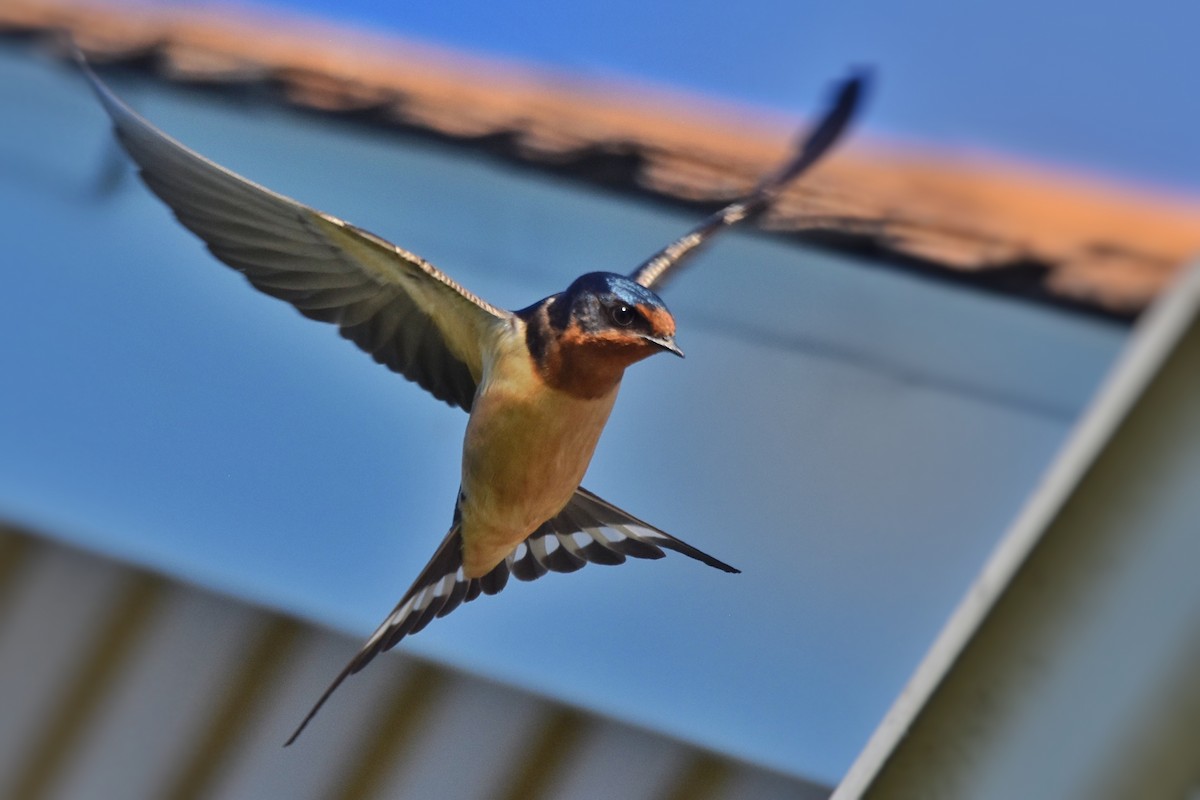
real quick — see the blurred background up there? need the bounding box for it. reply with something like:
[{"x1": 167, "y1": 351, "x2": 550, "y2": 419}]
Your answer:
[
  {"x1": 177, "y1": 0, "x2": 1200, "y2": 192},
  {"x1": 1, "y1": 1, "x2": 1197, "y2": 798},
  {"x1": 169, "y1": 0, "x2": 1200, "y2": 191}
]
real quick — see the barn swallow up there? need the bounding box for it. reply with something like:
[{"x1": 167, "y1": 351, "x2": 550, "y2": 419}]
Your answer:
[{"x1": 78, "y1": 54, "x2": 865, "y2": 744}]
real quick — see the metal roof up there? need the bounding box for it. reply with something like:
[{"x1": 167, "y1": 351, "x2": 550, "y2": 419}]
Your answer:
[
  {"x1": 0, "y1": 524, "x2": 826, "y2": 799},
  {"x1": 834, "y1": 260, "x2": 1200, "y2": 798}
]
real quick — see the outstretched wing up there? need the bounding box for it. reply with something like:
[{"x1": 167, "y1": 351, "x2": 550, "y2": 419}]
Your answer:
[
  {"x1": 80, "y1": 57, "x2": 508, "y2": 411},
  {"x1": 629, "y1": 71, "x2": 868, "y2": 292},
  {"x1": 284, "y1": 487, "x2": 737, "y2": 745}
]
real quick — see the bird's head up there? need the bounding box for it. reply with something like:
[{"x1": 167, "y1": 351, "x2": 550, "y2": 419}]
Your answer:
[
  {"x1": 521, "y1": 272, "x2": 682, "y2": 398},
  {"x1": 555, "y1": 272, "x2": 682, "y2": 360}
]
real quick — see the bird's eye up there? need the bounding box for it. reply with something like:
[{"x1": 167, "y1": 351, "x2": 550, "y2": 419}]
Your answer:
[{"x1": 610, "y1": 304, "x2": 636, "y2": 327}]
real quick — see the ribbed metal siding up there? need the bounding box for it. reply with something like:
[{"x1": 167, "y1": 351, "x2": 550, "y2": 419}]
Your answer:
[{"x1": 0, "y1": 525, "x2": 827, "y2": 799}]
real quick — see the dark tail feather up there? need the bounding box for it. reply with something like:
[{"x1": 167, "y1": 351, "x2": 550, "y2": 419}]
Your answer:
[
  {"x1": 284, "y1": 523, "x2": 467, "y2": 746},
  {"x1": 284, "y1": 660, "x2": 357, "y2": 747},
  {"x1": 568, "y1": 487, "x2": 741, "y2": 574}
]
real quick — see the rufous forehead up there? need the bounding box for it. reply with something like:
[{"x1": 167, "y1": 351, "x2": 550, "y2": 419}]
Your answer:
[{"x1": 637, "y1": 304, "x2": 675, "y2": 335}]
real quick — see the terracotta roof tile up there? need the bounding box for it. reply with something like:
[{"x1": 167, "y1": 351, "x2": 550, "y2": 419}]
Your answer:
[{"x1": 5, "y1": 0, "x2": 1199, "y2": 316}]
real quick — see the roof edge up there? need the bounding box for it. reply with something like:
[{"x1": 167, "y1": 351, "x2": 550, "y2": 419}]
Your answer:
[{"x1": 5, "y1": 0, "x2": 1199, "y2": 315}]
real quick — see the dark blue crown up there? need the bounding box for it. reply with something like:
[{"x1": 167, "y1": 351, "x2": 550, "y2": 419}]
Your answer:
[{"x1": 564, "y1": 272, "x2": 668, "y2": 311}]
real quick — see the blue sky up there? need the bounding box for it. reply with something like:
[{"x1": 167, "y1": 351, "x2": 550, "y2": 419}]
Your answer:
[{"x1": 218, "y1": 0, "x2": 1200, "y2": 194}]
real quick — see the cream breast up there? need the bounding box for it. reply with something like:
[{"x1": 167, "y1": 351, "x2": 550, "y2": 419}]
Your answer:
[{"x1": 457, "y1": 321, "x2": 620, "y2": 576}]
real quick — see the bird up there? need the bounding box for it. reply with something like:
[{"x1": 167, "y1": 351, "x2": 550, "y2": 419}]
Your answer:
[{"x1": 77, "y1": 51, "x2": 866, "y2": 744}]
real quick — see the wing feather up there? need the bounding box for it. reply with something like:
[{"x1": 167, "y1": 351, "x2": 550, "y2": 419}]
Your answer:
[
  {"x1": 629, "y1": 71, "x2": 868, "y2": 292},
  {"x1": 81, "y1": 58, "x2": 508, "y2": 411}
]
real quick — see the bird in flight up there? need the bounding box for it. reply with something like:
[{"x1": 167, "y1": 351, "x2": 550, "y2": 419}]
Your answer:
[{"x1": 78, "y1": 52, "x2": 866, "y2": 744}]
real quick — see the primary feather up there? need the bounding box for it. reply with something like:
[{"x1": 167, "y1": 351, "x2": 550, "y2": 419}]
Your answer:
[
  {"x1": 629, "y1": 70, "x2": 867, "y2": 291},
  {"x1": 80, "y1": 58, "x2": 507, "y2": 412}
]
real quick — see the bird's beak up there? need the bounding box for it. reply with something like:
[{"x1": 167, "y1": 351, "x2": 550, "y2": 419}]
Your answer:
[{"x1": 642, "y1": 333, "x2": 685, "y2": 358}]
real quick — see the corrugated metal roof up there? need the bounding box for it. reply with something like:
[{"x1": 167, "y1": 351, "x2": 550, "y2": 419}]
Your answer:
[
  {"x1": 4, "y1": 0, "x2": 1199, "y2": 315},
  {"x1": 833, "y1": 260, "x2": 1200, "y2": 799},
  {"x1": 0, "y1": 522, "x2": 827, "y2": 799}
]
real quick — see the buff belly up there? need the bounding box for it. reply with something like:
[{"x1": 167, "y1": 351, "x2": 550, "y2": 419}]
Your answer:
[{"x1": 458, "y1": 372, "x2": 619, "y2": 578}]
